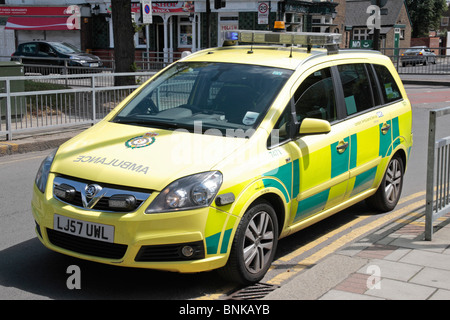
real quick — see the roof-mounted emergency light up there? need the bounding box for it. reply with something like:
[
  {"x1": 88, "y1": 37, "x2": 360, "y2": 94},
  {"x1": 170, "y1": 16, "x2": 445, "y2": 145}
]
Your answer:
[{"x1": 223, "y1": 29, "x2": 342, "y2": 55}]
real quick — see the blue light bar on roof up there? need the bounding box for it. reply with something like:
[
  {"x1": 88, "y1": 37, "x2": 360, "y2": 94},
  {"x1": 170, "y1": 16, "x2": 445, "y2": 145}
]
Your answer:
[{"x1": 223, "y1": 30, "x2": 342, "y2": 47}]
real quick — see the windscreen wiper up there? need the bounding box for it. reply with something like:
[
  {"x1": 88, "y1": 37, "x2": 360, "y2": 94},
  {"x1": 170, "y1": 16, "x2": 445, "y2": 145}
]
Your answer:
[{"x1": 112, "y1": 118, "x2": 193, "y2": 131}]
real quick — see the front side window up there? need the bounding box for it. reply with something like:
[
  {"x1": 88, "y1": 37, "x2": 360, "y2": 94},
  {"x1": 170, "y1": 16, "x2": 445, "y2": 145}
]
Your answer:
[
  {"x1": 49, "y1": 42, "x2": 81, "y2": 54},
  {"x1": 293, "y1": 67, "x2": 337, "y2": 122},
  {"x1": 113, "y1": 62, "x2": 293, "y2": 136}
]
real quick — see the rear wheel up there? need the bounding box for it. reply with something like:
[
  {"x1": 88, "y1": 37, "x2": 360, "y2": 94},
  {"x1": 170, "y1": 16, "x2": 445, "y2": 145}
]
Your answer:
[
  {"x1": 366, "y1": 155, "x2": 404, "y2": 212},
  {"x1": 218, "y1": 200, "x2": 278, "y2": 284}
]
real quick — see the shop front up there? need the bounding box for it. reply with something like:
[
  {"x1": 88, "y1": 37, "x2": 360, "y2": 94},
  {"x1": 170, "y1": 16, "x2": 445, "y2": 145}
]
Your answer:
[{"x1": 1, "y1": 5, "x2": 81, "y2": 49}]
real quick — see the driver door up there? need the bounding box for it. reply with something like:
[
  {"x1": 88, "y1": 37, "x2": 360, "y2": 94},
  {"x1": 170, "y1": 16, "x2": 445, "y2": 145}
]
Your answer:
[{"x1": 287, "y1": 66, "x2": 350, "y2": 225}]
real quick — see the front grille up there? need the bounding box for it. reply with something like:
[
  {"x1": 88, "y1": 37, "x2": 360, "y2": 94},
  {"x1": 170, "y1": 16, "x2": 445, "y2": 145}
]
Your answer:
[
  {"x1": 47, "y1": 228, "x2": 127, "y2": 259},
  {"x1": 53, "y1": 175, "x2": 151, "y2": 213},
  {"x1": 135, "y1": 241, "x2": 205, "y2": 262},
  {"x1": 63, "y1": 191, "x2": 144, "y2": 212}
]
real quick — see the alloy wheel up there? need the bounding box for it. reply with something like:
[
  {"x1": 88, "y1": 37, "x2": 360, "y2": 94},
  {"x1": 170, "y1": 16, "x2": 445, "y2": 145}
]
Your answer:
[
  {"x1": 384, "y1": 158, "x2": 402, "y2": 205},
  {"x1": 242, "y1": 211, "x2": 275, "y2": 274}
]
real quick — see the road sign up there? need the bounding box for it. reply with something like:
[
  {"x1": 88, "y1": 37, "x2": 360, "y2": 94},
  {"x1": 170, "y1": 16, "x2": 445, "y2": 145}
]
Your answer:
[
  {"x1": 350, "y1": 40, "x2": 373, "y2": 49},
  {"x1": 258, "y1": 2, "x2": 269, "y2": 25},
  {"x1": 141, "y1": 0, "x2": 152, "y2": 24}
]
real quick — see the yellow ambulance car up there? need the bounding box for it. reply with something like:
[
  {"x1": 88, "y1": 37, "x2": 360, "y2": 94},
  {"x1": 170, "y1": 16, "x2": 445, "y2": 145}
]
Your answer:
[{"x1": 32, "y1": 29, "x2": 412, "y2": 284}]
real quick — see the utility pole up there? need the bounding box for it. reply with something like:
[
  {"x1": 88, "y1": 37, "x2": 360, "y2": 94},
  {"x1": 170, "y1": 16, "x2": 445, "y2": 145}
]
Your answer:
[
  {"x1": 373, "y1": 0, "x2": 381, "y2": 51},
  {"x1": 206, "y1": 0, "x2": 211, "y2": 48}
]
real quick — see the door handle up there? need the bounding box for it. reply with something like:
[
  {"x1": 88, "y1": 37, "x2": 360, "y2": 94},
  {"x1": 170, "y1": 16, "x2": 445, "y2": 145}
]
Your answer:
[
  {"x1": 381, "y1": 123, "x2": 391, "y2": 135},
  {"x1": 336, "y1": 141, "x2": 349, "y2": 153}
]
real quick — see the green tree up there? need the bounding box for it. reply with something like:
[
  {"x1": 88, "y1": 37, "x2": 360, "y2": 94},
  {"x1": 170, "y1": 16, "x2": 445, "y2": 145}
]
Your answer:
[
  {"x1": 406, "y1": 0, "x2": 447, "y2": 37},
  {"x1": 111, "y1": 0, "x2": 135, "y2": 86}
]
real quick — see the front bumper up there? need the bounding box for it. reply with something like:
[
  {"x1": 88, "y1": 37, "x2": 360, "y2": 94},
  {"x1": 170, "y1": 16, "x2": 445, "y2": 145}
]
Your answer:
[{"x1": 31, "y1": 174, "x2": 234, "y2": 273}]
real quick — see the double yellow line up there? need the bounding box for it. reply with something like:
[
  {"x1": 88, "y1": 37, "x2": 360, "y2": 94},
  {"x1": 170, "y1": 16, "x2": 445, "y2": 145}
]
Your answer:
[
  {"x1": 266, "y1": 191, "x2": 425, "y2": 286},
  {"x1": 199, "y1": 191, "x2": 426, "y2": 300}
]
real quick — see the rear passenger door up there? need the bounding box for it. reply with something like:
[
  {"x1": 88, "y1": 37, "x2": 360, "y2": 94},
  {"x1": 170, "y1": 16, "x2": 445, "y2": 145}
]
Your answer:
[
  {"x1": 20, "y1": 43, "x2": 39, "y2": 65},
  {"x1": 335, "y1": 63, "x2": 403, "y2": 201}
]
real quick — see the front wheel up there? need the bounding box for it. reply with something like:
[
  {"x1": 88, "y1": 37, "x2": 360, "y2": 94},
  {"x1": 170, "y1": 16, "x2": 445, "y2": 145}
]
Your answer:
[
  {"x1": 366, "y1": 155, "x2": 404, "y2": 212},
  {"x1": 218, "y1": 200, "x2": 278, "y2": 284}
]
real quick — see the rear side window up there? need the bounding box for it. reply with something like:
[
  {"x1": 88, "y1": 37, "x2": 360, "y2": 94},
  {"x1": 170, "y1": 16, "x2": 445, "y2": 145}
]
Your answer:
[
  {"x1": 373, "y1": 64, "x2": 402, "y2": 104},
  {"x1": 21, "y1": 43, "x2": 38, "y2": 54},
  {"x1": 338, "y1": 64, "x2": 374, "y2": 115}
]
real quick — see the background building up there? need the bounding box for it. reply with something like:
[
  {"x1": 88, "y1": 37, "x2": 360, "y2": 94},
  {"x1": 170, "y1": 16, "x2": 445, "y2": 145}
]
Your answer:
[
  {"x1": 0, "y1": 0, "x2": 417, "y2": 63},
  {"x1": 345, "y1": 0, "x2": 412, "y2": 55}
]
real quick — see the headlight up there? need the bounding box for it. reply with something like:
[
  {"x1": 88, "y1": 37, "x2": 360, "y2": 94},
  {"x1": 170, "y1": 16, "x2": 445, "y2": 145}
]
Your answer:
[
  {"x1": 69, "y1": 56, "x2": 86, "y2": 64},
  {"x1": 35, "y1": 148, "x2": 57, "y2": 193},
  {"x1": 145, "y1": 171, "x2": 223, "y2": 213}
]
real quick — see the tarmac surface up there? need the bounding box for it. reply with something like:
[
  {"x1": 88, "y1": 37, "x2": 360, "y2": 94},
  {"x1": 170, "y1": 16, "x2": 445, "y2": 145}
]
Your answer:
[{"x1": 1, "y1": 74, "x2": 449, "y2": 300}]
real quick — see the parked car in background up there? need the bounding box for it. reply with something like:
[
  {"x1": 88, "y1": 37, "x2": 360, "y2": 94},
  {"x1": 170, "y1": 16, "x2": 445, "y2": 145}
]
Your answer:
[
  {"x1": 11, "y1": 41, "x2": 103, "y2": 74},
  {"x1": 401, "y1": 46, "x2": 437, "y2": 67}
]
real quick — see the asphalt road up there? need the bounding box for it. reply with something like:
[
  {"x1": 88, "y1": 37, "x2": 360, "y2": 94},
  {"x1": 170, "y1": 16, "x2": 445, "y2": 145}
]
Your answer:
[{"x1": 0, "y1": 84, "x2": 449, "y2": 300}]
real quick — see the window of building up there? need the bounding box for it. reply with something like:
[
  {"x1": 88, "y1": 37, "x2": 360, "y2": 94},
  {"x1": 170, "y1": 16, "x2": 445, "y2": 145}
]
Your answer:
[
  {"x1": 178, "y1": 17, "x2": 192, "y2": 48},
  {"x1": 353, "y1": 28, "x2": 369, "y2": 41}
]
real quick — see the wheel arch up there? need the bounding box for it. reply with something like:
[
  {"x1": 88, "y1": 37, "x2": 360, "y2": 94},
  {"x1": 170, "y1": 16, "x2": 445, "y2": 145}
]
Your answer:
[{"x1": 256, "y1": 192, "x2": 286, "y2": 237}]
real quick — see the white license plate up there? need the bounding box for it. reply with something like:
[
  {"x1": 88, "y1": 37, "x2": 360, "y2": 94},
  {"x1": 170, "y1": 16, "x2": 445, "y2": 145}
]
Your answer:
[
  {"x1": 53, "y1": 214, "x2": 114, "y2": 243},
  {"x1": 89, "y1": 63, "x2": 99, "y2": 67}
]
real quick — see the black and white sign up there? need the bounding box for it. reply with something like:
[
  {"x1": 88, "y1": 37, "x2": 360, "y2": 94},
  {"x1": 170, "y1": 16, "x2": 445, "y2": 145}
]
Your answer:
[{"x1": 54, "y1": 214, "x2": 115, "y2": 243}]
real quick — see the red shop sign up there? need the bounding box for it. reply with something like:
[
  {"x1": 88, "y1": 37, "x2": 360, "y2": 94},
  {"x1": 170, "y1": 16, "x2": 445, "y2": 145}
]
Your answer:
[{"x1": 0, "y1": 6, "x2": 72, "y2": 16}]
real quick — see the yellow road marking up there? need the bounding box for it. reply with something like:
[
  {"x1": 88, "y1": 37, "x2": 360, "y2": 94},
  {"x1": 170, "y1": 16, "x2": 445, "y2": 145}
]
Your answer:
[
  {"x1": 0, "y1": 154, "x2": 46, "y2": 166},
  {"x1": 276, "y1": 215, "x2": 369, "y2": 263},
  {"x1": 0, "y1": 142, "x2": 18, "y2": 153},
  {"x1": 276, "y1": 191, "x2": 425, "y2": 263},
  {"x1": 266, "y1": 200, "x2": 424, "y2": 286}
]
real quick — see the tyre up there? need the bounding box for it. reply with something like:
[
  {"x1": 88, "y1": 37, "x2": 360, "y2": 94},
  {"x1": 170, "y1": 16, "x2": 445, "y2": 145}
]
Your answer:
[
  {"x1": 218, "y1": 200, "x2": 278, "y2": 284},
  {"x1": 366, "y1": 155, "x2": 404, "y2": 212}
]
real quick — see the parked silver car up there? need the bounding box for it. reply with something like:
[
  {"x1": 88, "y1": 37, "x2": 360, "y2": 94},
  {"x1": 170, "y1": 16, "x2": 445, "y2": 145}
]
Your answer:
[{"x1": 401, "y1": 46, "x2": 437, "y2": 67}]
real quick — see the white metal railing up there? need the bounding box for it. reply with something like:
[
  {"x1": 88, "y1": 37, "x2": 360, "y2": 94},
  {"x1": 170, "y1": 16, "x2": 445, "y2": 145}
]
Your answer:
[
  {"x1": 425, "y1": 106, "x2": 450, "y2": 240},
  {"x1": 380, "y1": 47, "x2": 450, "y2": 75},
  {"x1": 0, "y1": 71, "x2": 156, "y2": 141}
]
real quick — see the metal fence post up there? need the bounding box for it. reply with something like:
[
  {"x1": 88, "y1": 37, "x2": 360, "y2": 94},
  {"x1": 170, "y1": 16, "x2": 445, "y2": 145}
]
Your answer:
[
  {"x1": 5, "y1": 79, "x2": 12, "y2": 141},
  {"x1": 425, "y1": 110, "x2": 437, "y2": 240},
  {"x1": 425, "y1": 107, "x2": 450, "y2": 240},
  {"x1": 91, "y1": 75, "x2": 96, "y2": 124}
]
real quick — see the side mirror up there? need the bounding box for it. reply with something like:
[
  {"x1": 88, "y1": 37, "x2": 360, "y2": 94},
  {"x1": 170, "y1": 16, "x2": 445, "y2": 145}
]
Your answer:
[{"x1": 299, "y1": 118, "x2": 331, "y2": 135}]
